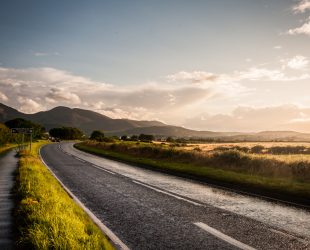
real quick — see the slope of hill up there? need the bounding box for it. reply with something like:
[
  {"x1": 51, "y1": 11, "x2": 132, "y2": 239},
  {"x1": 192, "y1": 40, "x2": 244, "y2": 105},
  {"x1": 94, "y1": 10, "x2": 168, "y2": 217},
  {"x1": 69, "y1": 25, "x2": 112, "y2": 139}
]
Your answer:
[
  {"x1": 108, "y1": 125, "x2": 241, "y2": 138},
  {"x1": 0, "y1": 103, "x2": 166, "y2": 134}
]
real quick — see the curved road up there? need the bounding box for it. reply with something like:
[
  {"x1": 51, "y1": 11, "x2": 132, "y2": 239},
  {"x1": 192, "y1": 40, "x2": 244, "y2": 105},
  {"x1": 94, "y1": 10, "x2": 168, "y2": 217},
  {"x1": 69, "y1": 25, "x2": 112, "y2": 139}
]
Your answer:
[{"x1": 40, "y1": 143, "x2": 310, "y2": 250}]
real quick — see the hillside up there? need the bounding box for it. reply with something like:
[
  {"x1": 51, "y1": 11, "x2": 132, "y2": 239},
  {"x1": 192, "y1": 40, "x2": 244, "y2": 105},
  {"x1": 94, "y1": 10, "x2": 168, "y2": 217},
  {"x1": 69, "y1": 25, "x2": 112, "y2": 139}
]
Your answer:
[
  {"x1": 0, "y1": 103, "x2": 165, "y2": 135},
  {"x1": 108, "y1": 125, "x2": 242, "y2": 138}
]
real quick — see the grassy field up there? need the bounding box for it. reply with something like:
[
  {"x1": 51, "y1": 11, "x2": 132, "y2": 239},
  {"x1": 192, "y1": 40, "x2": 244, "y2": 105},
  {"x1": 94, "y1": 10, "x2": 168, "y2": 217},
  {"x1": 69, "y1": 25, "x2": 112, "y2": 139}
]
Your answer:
[
  {"x1": 75, "y1": 141, "x2": 310, "y2": 205},
  {"x1": 14, "y1": 141, "x2": 114, "y2": 250}
]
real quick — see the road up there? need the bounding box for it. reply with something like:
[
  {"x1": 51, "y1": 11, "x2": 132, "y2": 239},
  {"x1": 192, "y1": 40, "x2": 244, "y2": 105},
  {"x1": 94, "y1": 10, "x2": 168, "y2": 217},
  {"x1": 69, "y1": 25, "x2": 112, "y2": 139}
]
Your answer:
[{"x1": 40, "y1": 143, "x2": 310, "y2": 250}]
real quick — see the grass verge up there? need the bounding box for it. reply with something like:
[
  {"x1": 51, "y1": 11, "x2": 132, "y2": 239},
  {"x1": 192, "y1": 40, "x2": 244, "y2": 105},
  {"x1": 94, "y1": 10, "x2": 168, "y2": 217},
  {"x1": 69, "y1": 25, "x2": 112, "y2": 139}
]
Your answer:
[
  {"x1": 14, "y1": 141, "x2": 114, "y2": 250},
  {"x1": 75, "y1": 141, "x2": 310, "y2": 206},
  {"x1": 0, "y1": 144, "x2": 15, "y2": 154}
]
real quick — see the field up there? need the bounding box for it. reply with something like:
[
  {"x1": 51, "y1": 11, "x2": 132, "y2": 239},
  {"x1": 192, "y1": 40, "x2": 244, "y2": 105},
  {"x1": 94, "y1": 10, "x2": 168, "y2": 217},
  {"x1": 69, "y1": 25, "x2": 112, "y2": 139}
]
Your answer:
[
  {"x1": 14, "y1": 141, "x2": 114, "y2": 250},
  {"x1": 75, "y1": 140, "x2": 310, "y2": 205}
]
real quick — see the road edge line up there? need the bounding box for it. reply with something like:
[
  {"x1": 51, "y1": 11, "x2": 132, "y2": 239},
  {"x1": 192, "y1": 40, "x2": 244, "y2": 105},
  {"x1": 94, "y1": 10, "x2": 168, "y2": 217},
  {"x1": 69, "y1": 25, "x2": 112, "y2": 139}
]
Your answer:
[
  {"x1": 39, "y1": 145, "x2": 130, "y2": 250},
  {"x1": 194, "y1": 222, "x2": 256, "y2": 250}
]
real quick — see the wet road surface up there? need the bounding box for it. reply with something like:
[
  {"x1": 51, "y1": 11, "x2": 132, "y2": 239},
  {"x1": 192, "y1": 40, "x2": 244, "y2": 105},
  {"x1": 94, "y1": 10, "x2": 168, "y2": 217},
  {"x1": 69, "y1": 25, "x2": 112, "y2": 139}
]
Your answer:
[{"x1": 41, "y1": 143, "x2": 310, "y2": 250}]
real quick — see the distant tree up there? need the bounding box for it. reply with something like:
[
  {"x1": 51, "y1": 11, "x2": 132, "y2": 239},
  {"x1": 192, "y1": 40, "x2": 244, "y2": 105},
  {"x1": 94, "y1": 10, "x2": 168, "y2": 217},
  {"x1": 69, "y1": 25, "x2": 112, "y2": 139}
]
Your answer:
[
  {"x1": 49, "y1": 127, "x2": 84, "y2": 140},
  {"x1": 250, "y1": 145, "x2": 265, "y2": 154},
  {"x1": 130, "y1": 135, "x2": 138, "y2": 141},
  {"x1": 120, "y1": 135, "x2": 128, "y2": 141},
  {"x1": 0, "y1": 123, "x2": 12, "y2": 145},
  {"x1": 166, "y1": 136, "x2": 175, "y2": 143},
  {"x1": 138, "y1": 134, "x2": 154, "y2": 142},
  {"x1": 5, "y1": 118, "x2": 45, "y2": 139},
  {"x1": 90, "y1": 130, "x2": 105, "y2": 142}
]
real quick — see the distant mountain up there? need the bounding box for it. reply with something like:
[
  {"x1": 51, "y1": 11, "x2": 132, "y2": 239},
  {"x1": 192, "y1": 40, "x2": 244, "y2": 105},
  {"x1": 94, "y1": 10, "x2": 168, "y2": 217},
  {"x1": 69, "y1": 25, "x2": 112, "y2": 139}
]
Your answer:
[
  {"x1": 108, "y1": 125, "x2": 243, "y2": 138},
  {"x1": 2, "y1": 103, "x2": 310, "y2": 141},
  {"x1": 0, "y1": 103, "x2": 165, "y2": 135}
]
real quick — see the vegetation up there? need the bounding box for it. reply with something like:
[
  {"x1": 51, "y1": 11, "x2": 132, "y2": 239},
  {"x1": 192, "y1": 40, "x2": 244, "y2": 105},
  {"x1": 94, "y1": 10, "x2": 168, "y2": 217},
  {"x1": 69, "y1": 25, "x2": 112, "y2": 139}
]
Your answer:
[
  {"x1": 90, "y1": 130, "x2": 105, "y2": 142},
  {"x1": 49, "y1": 127, "x2": 84, "y2": 140},
  {"x1": 138, "y1": 134, "x2": 154, "y2": 142},
  {"x1": 5, "y1": 118, "x2": 45, "y2": 139},
  {"x1": 0, "y1": 123, "x2": 13, "y2": 145},
  {"x1": 15, "y1": 141, "x2": 114, "y2": 250},
  {"x1": 75, "y1": 141, "x2": 310, "y2": 203}
]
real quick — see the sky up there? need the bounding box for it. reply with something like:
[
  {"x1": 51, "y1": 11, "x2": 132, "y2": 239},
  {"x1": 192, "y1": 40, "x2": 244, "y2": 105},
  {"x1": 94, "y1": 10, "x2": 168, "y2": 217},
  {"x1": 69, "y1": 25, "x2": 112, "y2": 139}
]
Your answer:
[{"x1": 1, "y1": 0, "x2": 310, "y2": 132}]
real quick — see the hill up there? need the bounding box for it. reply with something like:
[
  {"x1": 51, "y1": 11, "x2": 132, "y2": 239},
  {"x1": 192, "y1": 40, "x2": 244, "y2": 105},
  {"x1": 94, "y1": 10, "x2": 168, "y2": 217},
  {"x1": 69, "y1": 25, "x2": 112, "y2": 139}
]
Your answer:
[{"x1": 0, "y1": 103, "x2": 165, "y2": 135}]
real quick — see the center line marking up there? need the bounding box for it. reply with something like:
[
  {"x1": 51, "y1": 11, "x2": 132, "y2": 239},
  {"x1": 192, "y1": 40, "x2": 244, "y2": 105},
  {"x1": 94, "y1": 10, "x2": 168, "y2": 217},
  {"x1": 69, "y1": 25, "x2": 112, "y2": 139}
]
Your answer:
[
  {"x1": 74, "y1": 157, "x2": 86, "y2": 163},
  {"x1": 91, "y1": 164, "x2": 116, "y2": 175},
  {"x1": 194, "y1": 222, "x2": 256, "y2": 250},
  {"x1": 133, "y1": 180, "x2": 203, "y2": 207}
]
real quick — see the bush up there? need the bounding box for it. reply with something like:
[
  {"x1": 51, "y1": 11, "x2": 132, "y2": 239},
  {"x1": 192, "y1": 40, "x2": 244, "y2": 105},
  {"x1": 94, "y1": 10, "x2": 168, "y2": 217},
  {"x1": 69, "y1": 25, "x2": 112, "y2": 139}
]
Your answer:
[
  {"x1": 49, "y1": 127, "x2": 84, "y2": 140},
  {"x1": 250, "y1": 145, "x2": 265, "y2": 154},
  {"x1": 90, "y1": 130, "x2": 105, "y2": 142}
]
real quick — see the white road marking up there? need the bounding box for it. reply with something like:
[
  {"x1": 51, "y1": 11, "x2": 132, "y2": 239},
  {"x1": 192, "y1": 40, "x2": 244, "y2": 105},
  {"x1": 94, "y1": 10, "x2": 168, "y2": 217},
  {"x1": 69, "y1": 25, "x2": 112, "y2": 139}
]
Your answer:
[
  {"x1": 133, "y1": 180, "x2": 203, "y2": 207},
  {"x1": 74, "y1": 157, "x2": 86, "y2": 163},
  {"x1": 194, "y1": 222, "x2": 256, "y2": 250},
  {"x1": 91, "y1": 164, "x2": 116, "y2": 175}
]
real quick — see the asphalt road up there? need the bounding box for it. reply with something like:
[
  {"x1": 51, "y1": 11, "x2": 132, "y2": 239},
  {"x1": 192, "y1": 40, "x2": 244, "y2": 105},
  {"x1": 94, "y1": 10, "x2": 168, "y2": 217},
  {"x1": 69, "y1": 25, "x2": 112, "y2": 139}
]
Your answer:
[{"x1": 40, "y1": 143, "x2": 310, "y2": 250}]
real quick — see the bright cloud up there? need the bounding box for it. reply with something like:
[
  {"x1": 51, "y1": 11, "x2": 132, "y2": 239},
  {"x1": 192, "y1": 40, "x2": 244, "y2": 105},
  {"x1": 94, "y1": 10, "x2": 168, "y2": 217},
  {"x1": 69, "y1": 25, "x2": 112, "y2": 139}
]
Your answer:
[
  {"x1": 183, "y1": 105, "x2": 310, "y2": 132},
  {"x1": 46, "y1": 87, "x2": 81, "y2": 104},
  {"x1": 293, "y1": 0, "x2": 310, "y2": 13},
  {"x1": 0, "y1": 91, "x2": 8, "y2": 101},
  {"x1": 288, "y1": 18, "x2": 310, "y2": 36},
  {"x1": 167, "y1": 71, "x2": 218, "y2": 83},
  {"x1": 0, "y1": 67, "x2": 215, "y2": 117},
  {"x1": 17, "y1": 97, "x2": 42, "y2": 113},
  {"x1": 287, "y1": 55, "x2": 309, "y2": 70}
]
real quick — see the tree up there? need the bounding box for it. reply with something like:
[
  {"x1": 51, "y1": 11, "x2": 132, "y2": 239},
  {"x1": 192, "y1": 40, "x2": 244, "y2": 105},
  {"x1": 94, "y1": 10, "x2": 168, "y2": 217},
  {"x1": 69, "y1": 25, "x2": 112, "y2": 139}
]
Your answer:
[
  {"x1": 130, "y1": 135, "x2": 138, "y2": 141},
  {"x1": 5, "y1": 118, "x2": 45, "y2": 139},
  {"x1": 49, "y1": 127, "x2": 84, "y2": 140},
  {"x1": 90, "y1": 130, "x2": 105, "y2": 142},
  {"x1": 138, "y1": 134, "x2": 154, "y2": 142},
  {"x1": 0, "y1": 123, "x2": 12, "y2": 145},
  {"x1": 120, "y1": 135, "x2": 128, "y2": 141}
]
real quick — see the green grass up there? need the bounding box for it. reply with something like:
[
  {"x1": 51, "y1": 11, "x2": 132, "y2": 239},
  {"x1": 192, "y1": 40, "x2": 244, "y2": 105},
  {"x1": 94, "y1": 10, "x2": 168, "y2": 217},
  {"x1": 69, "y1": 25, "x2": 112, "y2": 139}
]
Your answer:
[
  {"x1": 75, "y1": 141, "x2": 310, "y2": 203},
  {"x1": 0, "y1": 144, "x2": 16, "y2": 154},
  {"x1": 14, "y1": 141, "x2": 114, "y2": 250}
]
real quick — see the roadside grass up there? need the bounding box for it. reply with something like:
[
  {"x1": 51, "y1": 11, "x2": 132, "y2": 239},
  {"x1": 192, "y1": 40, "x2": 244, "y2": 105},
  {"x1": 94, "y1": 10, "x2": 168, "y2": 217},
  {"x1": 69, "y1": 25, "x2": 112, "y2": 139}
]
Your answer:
[
  {"x1": 75, "y1": 141, "x2": 310, "y2": 203},
  {"x1": 0, "y1": 144, "x2": 16, "y2": 154},
  {"x1": 15, "y1": 141, "x2": 114, "y2": 250}
]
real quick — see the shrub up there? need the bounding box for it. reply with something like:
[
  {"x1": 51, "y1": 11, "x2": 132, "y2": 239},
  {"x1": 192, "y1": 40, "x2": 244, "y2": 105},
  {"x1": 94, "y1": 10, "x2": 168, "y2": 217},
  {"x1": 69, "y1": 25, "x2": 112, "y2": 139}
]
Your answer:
[{"x1": 90, "y1": 130, "x2": 105, "y2": 142}]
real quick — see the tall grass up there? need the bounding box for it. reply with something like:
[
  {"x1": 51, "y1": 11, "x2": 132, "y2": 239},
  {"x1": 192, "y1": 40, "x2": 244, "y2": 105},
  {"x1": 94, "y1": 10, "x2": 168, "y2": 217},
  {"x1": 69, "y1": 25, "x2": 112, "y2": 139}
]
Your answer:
[
  {"x1": 15, "y1": 141, "x2": 114, "y2": 250},
  {"x1": 75, "y1": 141, "x2": 310, "y2": 202}
]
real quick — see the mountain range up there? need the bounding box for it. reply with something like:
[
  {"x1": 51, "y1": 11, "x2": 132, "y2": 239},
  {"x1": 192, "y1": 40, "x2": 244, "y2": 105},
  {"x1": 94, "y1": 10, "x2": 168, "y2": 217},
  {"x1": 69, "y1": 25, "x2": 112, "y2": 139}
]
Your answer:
[{"x1": 1, "y1": 103, "x2": 310, "y2": 141}]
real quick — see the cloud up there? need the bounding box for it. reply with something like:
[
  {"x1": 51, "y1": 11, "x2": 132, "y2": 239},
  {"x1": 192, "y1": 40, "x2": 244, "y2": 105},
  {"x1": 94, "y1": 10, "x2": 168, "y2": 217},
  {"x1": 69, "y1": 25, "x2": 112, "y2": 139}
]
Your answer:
[
  {"x1": 287, "y1": 55, "x2": 309, "y2": 70},
  {"x1": 46, "y1": 87, "x2": 81, "y2": 104},
  {"x1": 288, "y1": 18, "x2": 310, "y2": 36},
  {"x1": 0, "y1": 91, "x2": 8, "y2": 101},
  {"x1": 167, "y1": 71, "x2": 218, "y2": 83},
  {"x1": 183, "y1": 105, "x2": 310, "y2": 132},
  {"x1": 1, "y1": 65, "x2": 310, "y2": 131},
  {"x1": 273, "y1": 45, "x2": 282, "y2": 50},
  {"x1": 293, "y1": 0, "x2": 310, "y2": 13},
  {"x1": 34, "y1": 52, "x2": 60, "y2": 57},
  {"x1": 0, "y1": 67, "x2": 216, "y2": 118},
  {"x1": 17, "y1": 97, "x2": 42, "y2": 113},
  {"x1": 169, "y1": 66, "x2": 310, "y2": 85}
]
